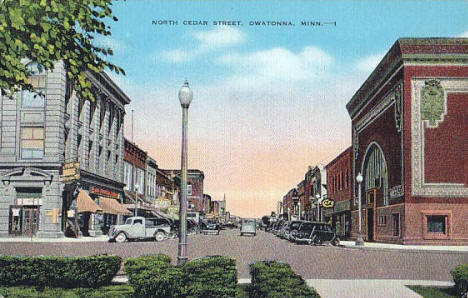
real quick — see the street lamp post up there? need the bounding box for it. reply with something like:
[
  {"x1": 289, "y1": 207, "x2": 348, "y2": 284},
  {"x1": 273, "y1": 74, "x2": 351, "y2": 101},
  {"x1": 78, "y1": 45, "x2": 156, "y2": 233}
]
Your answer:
[
  {"x1": 178, "y1": 80, "x2": 193, "y2": 266},
  {"x1": 134, "y1": 185, "x2": 139, "y2": 217},
  {"x1": 315, "y1": 194, "x2": 321, "y2": 222},
  {"x1": 355, "y1": 172, "x2": 364, "y2": 246}
]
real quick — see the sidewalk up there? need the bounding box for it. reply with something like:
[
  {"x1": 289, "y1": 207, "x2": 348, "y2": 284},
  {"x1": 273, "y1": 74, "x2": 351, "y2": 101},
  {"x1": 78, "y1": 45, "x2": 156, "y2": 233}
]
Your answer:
[
  {"x1": 306, "y1": 279, "x2": 454, "y2": 298},
  {"x1": 0, "y1": 235, "x2": 109, "y2": 243},
  {"x1": 113, "y1": 276, "x2": 454, "y2": 298},
  {"x1": 340, "y1": 240, "x2": 468, "y2": 252}
]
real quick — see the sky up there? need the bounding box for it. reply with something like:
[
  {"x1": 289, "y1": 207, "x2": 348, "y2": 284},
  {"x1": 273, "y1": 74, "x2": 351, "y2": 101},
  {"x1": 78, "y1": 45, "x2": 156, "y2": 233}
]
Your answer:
[{"x1": 100, "y1": 0, "x2": 468, "y2": 217}]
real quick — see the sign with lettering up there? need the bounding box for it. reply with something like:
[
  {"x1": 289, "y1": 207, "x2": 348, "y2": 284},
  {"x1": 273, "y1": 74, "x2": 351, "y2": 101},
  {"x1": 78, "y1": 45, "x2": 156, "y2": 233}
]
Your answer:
[
  {"x1": 390, "y1": 185, "x2": 404, "y2": 199},
  {"x1": 321, "y1": 198, "x2": 335, "y2": 209},
  {"x1": 90, "y1": 187, "x2": 119, "y2": 199},
  {"x1": 16, "y1": 198, "x2": 43, "y2": 205},
  {"x1": 61, "y1": 162, "x2": 80, "y2": 183}
]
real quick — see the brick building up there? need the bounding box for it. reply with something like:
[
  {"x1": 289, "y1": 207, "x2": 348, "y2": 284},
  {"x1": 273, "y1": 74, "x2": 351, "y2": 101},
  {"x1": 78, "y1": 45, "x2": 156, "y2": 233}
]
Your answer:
[
  {"x1": 347, "y1": 38, "x2": 468, "y2": 244},
  {"x1": 164, "y1": 169, "x2": 204, "y2": 213},
  {"x1": 325, "y1": 147, "x2": 352, "y2": 238}
]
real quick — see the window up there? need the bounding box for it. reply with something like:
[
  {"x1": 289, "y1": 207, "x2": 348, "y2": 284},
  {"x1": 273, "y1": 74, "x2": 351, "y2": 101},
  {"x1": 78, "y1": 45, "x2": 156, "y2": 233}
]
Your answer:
[
  {"x1": 392, "y1": 213, "x2": 400, "y2": 237},
  {"x1": 133, "y1": 219, "x2": 143, "y2": 225},
  {"x1": 377, "y1": 215, "x2": 387, "y2": 226},
  {"x1": 22, "y1": 63, "x2": 46, "y2": 108},
  {"x1": 427, "y1": 215, "x2": 446, "y2": 234},
  {"x1": 21, "y1": 127, "x2": 44, "y2": 159},
  {"x1": 22, "y1": 89, "x2": 45, "y2": 108},
  {"x1": 124, "y1": 162, "x2": 132, "y2": 190},
  {"x1": 187, "y1": 184, "x2": 192, "y2": 195}
]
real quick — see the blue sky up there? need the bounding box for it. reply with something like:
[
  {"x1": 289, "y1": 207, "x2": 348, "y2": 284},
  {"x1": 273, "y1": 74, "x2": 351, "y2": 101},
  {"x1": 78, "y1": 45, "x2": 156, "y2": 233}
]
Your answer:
[{"x1": 100, "y1": 0, "x2": 468, "y2": 217}]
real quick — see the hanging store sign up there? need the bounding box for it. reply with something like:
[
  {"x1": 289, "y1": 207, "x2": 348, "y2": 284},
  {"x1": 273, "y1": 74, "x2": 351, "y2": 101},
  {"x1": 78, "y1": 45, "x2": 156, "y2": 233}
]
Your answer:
[
  {"x1": 390, "y1": 185, "x2": 404, "y2": 199},
  {"x1": 61, "y1": 162, "x2": 80, "y2": 183},
  {"x1": 321, "y1": 198, "x2": 335, "y2": 209}
]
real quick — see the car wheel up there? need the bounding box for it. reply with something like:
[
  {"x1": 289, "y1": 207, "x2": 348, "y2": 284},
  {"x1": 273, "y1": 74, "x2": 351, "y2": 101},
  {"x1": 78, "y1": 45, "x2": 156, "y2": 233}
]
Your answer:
[
  {"x1": 312, "y1": 235, "x2": 321, "y2": 245},
  {"x1": 331, "y1": 237, "x2": 340, "y2": 246},
  {"x1": 115, "y1": 232, "x2": 127, "y2": 243},
  {"x1": 154, "y1": 231, "x2": 166, "y2": 242}
]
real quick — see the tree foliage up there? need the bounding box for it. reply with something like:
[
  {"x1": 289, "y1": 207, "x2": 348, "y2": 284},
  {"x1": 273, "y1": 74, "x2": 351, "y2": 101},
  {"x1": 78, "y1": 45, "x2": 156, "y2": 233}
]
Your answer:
[{"x1": 0, "y1": 0, "x2": 125, "y2": 101}]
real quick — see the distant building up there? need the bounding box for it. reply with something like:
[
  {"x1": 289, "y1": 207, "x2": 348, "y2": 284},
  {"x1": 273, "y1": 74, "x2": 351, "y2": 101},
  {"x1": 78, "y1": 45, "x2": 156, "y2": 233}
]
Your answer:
[
  {"x1": 164, "y1": 169, "x2": 204, "y2": 213},
  {"x1": 325, "y1": 147, "x2": 352, "y2": 238}
]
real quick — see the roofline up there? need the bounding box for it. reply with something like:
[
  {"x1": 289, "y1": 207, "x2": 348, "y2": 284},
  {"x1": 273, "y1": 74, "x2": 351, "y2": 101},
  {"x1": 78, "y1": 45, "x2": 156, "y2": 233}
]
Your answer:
[
  {"x1": 325, "y1": 146, "x2": 352, "y2": 169},
  {"x1": 346, "y1": 38, "x2": 468, "y2": 118}
]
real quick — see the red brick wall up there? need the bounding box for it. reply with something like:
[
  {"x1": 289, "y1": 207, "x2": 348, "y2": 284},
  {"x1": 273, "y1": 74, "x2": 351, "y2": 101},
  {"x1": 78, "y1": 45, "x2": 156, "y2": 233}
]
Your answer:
[
  {"x1": 402, "y1": 65, "x2": 468, "y2": 244},
  {"x1": 423, "y1": 92, "x2": 468, "y2": 184},
  {"x1": 326, "y1": 147, "x2": 352, "y2": 203}
]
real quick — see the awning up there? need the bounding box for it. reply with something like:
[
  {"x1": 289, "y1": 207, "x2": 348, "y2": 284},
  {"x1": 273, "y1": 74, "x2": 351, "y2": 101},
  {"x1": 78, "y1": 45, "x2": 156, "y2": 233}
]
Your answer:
[
  {"x1": 98, "y1": 197, "x2": 131, "y2": 215},
  {"x1": 77, "y1": 190, "x2": 102, "y2": 213}
]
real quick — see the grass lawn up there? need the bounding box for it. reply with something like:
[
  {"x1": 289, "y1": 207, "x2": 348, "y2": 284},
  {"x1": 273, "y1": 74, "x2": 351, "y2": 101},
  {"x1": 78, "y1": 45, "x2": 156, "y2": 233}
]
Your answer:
[
  {"x1": 0, "y1": 285, "x2": 134, "y2": 298},
  {"x1": 407, "y1": 285, "x2": 457, "y2": 298},
  {"x1": 0, "y1": 284, "x2": 253, "y2": 297}
]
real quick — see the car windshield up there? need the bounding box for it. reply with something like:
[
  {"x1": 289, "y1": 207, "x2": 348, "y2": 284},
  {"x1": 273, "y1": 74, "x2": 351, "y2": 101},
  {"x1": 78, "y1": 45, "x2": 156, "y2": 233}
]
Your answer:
[
  {"x1": 125, "y1": 218, "x2": 132, "y2": 225},
  {"x1": 299, "y1": 223, "x2": 314, "y2": 231},
  {"x1": 290, "y1": 221, "x2": 302, "y2": 229}
]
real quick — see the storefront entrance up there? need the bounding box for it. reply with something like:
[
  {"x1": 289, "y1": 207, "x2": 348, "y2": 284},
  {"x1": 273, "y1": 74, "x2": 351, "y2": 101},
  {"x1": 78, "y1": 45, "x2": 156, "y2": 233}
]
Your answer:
[
  {"x1": 8, "y1": 206, "x2": 40, "y2": 236},
  {"x1": 366, "y1": 190, "x2": 376, "y2": 241}
]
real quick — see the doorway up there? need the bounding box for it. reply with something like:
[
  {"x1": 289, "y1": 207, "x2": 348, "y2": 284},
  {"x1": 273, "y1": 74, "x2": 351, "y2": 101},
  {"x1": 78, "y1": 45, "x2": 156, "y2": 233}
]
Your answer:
[
  {"x1": 22, "y1": 207, "x2": 39, "y2": 236},
  {"x1": 366, "y1": 208, "x2": 374, "y2": 241},
  {"x1": 9, "y1": 206, "x2": 39, "y2": 236}
]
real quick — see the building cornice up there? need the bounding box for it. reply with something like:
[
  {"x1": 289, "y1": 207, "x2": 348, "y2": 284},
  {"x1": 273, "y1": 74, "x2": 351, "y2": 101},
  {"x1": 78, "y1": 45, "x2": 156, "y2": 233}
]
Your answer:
[{"x1": 346, "y1": 38, "x2": 468, "y2": 119}]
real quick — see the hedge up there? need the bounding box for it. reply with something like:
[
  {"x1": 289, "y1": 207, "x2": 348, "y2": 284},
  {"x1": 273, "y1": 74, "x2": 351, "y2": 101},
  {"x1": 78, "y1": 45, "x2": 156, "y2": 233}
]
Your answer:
[
  {"x1": 250, "y1": 261, "x2": 320, "y2": 298},
  {"x1": 451, "y1": 264, "x2": 468, "y2": 297},
  {"x1": 125, "y1": 255, "x2": 237, "y2": 298},
  {"x1": 183, "y1": 256, "x2": 237, "y2": 297},
  {"x1": 0, "y1": 255, "x2": 121, "y2": 288},
  {"x1": 125, "y1": 254, "x2": 184, "y2": 298}
]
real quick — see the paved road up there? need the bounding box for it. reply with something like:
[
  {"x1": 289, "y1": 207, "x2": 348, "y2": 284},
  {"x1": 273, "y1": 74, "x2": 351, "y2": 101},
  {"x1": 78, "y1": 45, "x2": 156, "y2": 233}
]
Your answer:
[{"x1": 1, "y1": 230, "x2": 467, "y2": 280}]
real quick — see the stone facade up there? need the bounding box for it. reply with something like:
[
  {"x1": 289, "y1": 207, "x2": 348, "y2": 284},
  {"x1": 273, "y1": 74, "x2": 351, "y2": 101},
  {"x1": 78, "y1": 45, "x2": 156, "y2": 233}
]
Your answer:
[
  {"x1": 0, "y1": 62, "x2": 130, "y2": 238},
  {"x1": 347, "y1": 38, "x2": 468, "y2": 244}
]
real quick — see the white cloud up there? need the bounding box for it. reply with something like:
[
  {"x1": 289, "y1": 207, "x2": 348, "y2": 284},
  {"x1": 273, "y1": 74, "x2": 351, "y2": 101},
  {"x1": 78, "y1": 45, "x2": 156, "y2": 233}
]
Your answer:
[
  {"x1": 216, "y1": 46, "x2": 333, "y2": 88},
  {"x1": 355, "y1": 53, "x2": 385, "y2": 73},
  {"x1": 195, "y1": 26, "x2": 245, "y2": 50},
  {"x1": 95, "y1": 36, "x2": 129, "y2": 54},
  {"x1": 160, "y1": 27, "x2": 245, "y2": 63},
  {"x1": 458, "y1": 30, "x2": 468, "y2": 37}
]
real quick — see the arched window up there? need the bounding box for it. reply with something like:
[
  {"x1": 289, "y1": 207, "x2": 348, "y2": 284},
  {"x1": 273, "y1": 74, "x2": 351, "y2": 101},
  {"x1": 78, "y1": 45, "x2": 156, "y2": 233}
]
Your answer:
[{"x1": 363, "y1": 144, "x2": 389, "y2": 205}]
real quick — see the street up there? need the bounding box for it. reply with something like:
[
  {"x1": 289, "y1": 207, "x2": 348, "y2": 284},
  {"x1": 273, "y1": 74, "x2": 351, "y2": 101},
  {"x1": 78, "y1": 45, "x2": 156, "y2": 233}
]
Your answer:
[{"x1": 1, "y1": 229, "x2": 467, "y2": 281}]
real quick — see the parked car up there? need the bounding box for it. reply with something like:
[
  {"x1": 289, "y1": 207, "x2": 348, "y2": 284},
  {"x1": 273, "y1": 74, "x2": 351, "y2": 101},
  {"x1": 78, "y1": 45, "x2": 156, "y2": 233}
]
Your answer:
[
  {"x1": 277, "y1": 222, "x2": 290, "y2": 239},
  {"x1": 293, "y1": 222, "x2": 340, "y2": 246},
  {"x1": 287, "y1": 220, "x2": 307, "y2": 241},
  {"x1": 240, "y1": 218, "x2": 256, "y2": 236},
  {"x1": 109, "y1": 216, "x2": 172, "y2": 243},
  {"x1": 201, "y1": 221, "x2": 220, "y2": 235},
  {"x1": 272, "y1": 220, "x2": 285, "y2": 235}
]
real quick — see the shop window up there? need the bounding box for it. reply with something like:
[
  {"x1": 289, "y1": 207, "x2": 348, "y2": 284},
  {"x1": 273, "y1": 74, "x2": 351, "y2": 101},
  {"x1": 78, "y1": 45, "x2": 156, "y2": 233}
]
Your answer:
[
  {"x1": 427, "y1": 215, "x2": 446, "y2": 234},
  {"x1": 392, "y1": 213, "x2": 400, "y2": 237},
  {"x1": 377, "y1": 215, "x2": 387, "y2": 226},
  {"x1": 21, "y1": 127, "x2": 44, "y2": 159}
]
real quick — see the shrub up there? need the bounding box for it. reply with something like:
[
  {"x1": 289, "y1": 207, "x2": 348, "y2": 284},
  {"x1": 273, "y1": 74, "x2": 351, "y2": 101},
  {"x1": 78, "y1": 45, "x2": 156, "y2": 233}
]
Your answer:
[
  {"x1": 183, "y1": 256, "x2": 237, "y2": 297},
  {"x1": 451, "y1": 264, "x2": 468, "y2": 297},
  {"x1": 0, "y1": 255, "x2": 121, "y2": 288},
  {"x1": 250, "y1": 261, "x2": 320, "y2": 297},
  {"x1": 125, "y1": 254, "x2": 184, "y2": 298}
]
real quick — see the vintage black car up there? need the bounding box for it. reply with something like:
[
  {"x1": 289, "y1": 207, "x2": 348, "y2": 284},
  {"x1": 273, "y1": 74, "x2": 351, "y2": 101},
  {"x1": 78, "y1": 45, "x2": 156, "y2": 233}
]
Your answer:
[
  {"x1": 293, "y1": 222, "x2": 339, "y2": 246},
  {"x1": 200, "y1": 221, "x2": 220, "y2": 235},
  {"x1": 287, "y1": 220, "x2": 307, "y2": 241}
]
